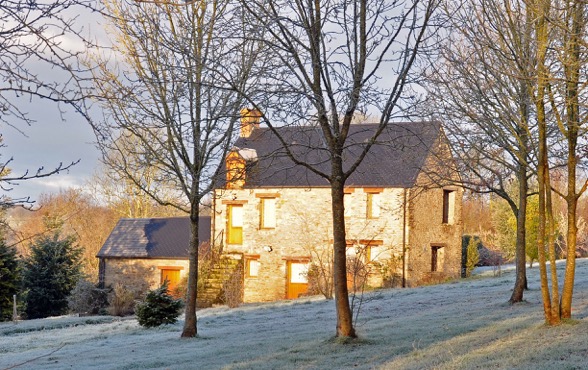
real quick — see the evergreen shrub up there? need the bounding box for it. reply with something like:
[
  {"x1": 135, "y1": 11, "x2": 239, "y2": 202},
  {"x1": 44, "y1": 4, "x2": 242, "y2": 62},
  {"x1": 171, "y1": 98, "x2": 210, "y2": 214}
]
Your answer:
[
  {"x1": 0, "y1": 241, "x2": 21, "y2": 321},
  {"x1": 135, "y1": 282, "x2": 183, "y2": 328},
  {"x1": 23, "y1": 233, "x2": 83, "y2": 319}
]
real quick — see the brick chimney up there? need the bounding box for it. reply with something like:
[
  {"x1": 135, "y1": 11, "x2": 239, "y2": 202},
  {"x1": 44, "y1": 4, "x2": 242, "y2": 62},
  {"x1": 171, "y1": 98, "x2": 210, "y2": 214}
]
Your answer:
[{"x1": 240, "y1": 108, "x2": 262, "y2": 138}]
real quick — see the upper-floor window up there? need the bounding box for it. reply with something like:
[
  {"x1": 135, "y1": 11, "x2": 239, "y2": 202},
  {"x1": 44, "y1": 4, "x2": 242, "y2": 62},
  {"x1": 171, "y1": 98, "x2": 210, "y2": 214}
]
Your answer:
[
  {"x1": 260, "y1": 197, "x2": 277, "y2": 229},
  {"x1": 442, "y1": 189, "x2": 455, "y2": 224},
  {"x1": 366, "y1": 192, "x2": 381, "y2": 218},
  {"x1": 344, "y1": 188, "x2": 354, "y2": 217},
  {"x1": 256, "y1": 193, "x2": 279, "y2": 229},
  {"x1": 227, "y1": 204, "x2": 243, "y2": 244}
]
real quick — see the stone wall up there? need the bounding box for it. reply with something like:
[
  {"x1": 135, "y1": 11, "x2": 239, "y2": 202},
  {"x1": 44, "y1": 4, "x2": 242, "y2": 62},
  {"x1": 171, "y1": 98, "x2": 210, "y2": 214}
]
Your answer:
[
  {"x1": 214, "y1": 187, "x2": 409, "y2": 302},
  {"x1": 405, "y1": 174, "x2": 463, "y2": 286},
  {"x1": 101, "y1": 258, "x2": 190, "y2": 297}
]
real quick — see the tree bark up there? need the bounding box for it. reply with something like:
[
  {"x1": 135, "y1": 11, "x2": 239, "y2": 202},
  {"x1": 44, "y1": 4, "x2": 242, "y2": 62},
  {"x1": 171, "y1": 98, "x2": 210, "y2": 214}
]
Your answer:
[
  {"x1": 560, "y1": 0, "x2": 582, "y2": 319},
  {"x1": 182, "y1": 203, "x2": 200, "y2": 338},
  {"x1": 533, "y1": 0, "x2": 560, "y2": 325},
  {"x1": 510, "y1": 164, "x2": 527, "y2": 303},
  {"x1": 331, "y1": 162, "x2": 356, "y2": 338}
]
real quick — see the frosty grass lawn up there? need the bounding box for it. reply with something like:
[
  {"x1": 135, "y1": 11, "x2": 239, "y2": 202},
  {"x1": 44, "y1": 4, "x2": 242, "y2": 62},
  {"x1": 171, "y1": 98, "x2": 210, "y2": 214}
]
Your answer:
[{"x1": 2, "y1": 260, "x2": 588, "y2": 370}]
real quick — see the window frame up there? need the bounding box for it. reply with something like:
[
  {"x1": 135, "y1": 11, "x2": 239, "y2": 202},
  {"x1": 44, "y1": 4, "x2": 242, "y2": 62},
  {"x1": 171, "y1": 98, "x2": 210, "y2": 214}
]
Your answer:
[
  {"x1": 442, "y1": 189, "x2": 455, "y2": 224},
  {"x1": 260, "y1": 197, "x2": 277, "y2": 229},
  {"x1": 431, "y1": 245, "x2": 444, "y2": 272},
  {"x1": 256, "y1": 193, "x2": 280, "y2": 229},
  {"x1": 365, "y1": 188, "x2": 383, "y2": 219},
  {"x1": 246, "y1": 257, "x2": 261, "y2": 278},
  {"x1": 344, "y1": 188, "x2": 355, "y2": 218}
]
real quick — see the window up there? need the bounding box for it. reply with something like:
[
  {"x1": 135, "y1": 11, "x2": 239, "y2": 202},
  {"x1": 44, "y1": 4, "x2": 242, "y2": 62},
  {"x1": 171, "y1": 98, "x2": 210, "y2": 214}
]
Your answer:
[
  {"x1": 228, "y1": 205, "x2": 243, "y2": 244},
  {"x1": 345, "y1": 240, "x2": 383, "y2": 263},
  {"x1": 344, "y1": 193, "x2": 352, "y2": 217},
  {"x1": 247, "y1": 259, "x2": 261, "y2": 277},
  {"x1": 366, "y1": 192, "x2": 381, "y2": 218},
  {"x1": 289, "y1": 262, "x2": 309, "y2": 284},
  {"x1": 260, "y1": 197, "x2": 276, "y2": 228},
  {"x1": 442, "y1": 190, "x2": 455, "y2": 224},
  {"x1": 286, "y1": 260, "x2": 310, "y2": 299},
  {"x1": 431, "y1": 246, "x2": 444, "y2": 272},
  {"x1": 344, "y1": 188, "x2": 354, "y2": 217}
]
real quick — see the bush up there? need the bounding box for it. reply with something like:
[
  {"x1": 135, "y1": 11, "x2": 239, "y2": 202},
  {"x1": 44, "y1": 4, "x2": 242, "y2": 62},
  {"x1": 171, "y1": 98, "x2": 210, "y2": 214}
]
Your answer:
[
  {"x1": 68, "y1": 279, "x2": 109, "y2": 315},
  {"x1": 108, "y1": 283, "x2": 136, "y2": 316},
  {"x1": 23, "y1": 233, "x2": 83, "y2": 319},
  {"x1": 465, "y1": 237, "x2": 480, "y2": 278},
  {"x1": 135, "y1": 282, "x2": 183, "y2": 328},
  {"x1": 222, "y1": 269, "x2": 243, "y2": 308}
]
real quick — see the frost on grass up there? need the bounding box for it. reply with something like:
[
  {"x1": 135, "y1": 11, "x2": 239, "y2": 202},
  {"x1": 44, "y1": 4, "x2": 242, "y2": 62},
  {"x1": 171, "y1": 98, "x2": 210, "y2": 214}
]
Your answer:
[{"x1": 1, "y1": 259, "x2": 588, "y2": 369}]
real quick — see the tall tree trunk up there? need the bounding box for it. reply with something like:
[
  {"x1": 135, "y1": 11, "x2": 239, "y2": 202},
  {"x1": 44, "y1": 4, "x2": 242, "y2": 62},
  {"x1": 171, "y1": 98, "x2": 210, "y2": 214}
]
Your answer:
[
  {"x1": 560, "y1": 0, "x2": 582, "y2": 319},
  {"x1": 534, "y1": 0, "x2": 560, "y2": 326},
  {"x1": 545, "y1": 168, "x2": 561, "y2": 321},
  {"x1": 331, "y1": 161, "x2": 356, "y2": 338},
  {"x1": 510, "y1": 165, "x2": 527, "y2": 303},
  {"x1": 181, "y1": 203, "x2": 200, "y2": 337}
]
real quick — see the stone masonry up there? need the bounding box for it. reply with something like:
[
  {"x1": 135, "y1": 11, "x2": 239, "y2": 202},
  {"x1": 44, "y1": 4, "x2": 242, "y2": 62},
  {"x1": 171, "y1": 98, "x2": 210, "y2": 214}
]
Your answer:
[{"x1": 214, "y1": 183, "x2": 462, "y2": 302}]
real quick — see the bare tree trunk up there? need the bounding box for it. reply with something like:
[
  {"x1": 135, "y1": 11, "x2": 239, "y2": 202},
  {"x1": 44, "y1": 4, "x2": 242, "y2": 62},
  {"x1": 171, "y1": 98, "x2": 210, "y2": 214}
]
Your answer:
[
  {"x1": 534, "y1": 0, "x2": 560, "y2": 325},
  {"x1": 510, "y1": 164, "x2": 527, "y2": 303},
  {"x1": 560, "y1": 0, "x2": 583, "y2": 319},
  {"x1": 331, "y1": 162, "x2": 356, "y2": 338},
  {"x1": 545, "y1": 169, "x2": 561, "y2": 322},
  {"x1": 182, "y1": 203, "x2": 200, "y2": 338}
]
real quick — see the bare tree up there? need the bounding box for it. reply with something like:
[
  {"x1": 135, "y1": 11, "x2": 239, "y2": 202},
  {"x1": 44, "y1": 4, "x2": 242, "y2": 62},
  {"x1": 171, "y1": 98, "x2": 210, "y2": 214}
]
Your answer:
[
  {"x1": 237, "y1": 0, "x2": 440, "y2": 337},
  {"x1": 88, "y1": 136, "x2": 186, "y2": 219},
  {"x1": 532, "y1": 0, "x2": 561, "y2": 326},
  {"x1": 88, "y1": 0, "x2": 258, "y2": 337},
  {"x1": 537, "y1": 0, "x2": 588, "y2": 321},
  {"x1": 0, "y1": 0, "x2": 98, "y2": 206},
  {"x1": 422, "y1": 0, "x2": 537, "y2": 303}
]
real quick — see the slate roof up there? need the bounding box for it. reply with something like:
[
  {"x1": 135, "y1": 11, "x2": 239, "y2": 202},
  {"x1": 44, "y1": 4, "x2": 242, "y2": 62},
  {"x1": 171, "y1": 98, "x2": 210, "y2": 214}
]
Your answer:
[
  {"x1": 97, "y1": 216, "x2": 211, "y2": 259},
  {"x1": 230, "y1": 121, "x2": 441, "y2": 188}
]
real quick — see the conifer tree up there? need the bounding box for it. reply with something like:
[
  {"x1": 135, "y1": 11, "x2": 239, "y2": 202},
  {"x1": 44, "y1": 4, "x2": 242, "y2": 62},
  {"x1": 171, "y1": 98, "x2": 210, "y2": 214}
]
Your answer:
[
  {"x1": 0, "y1": 240, "x2": 21, "y2": 321},
  {"x1": 23, "y1": 233, "x2": 83, "y2": 319}
]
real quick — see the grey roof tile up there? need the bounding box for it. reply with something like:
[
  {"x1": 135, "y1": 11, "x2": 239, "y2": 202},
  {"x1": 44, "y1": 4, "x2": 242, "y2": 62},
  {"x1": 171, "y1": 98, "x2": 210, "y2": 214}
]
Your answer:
[
  {"x1": 97, "y1": 216, "x2": 211, "y2": 259},
  {"x1": 229, "y1": 121, "x2": 440, "y2": 188}
]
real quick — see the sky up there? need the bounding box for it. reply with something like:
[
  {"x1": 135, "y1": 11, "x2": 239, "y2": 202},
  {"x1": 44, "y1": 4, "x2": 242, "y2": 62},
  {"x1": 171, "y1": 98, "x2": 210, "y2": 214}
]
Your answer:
[
  {"x1": 2, "y1": 99, "x2": 101, "y2": 203},
  {"x1": 1, "y1": 9, "x2": 105, "y2": 204},
  {"x1": 1, "y1": 260, "x2": 588, "y2": 369}
]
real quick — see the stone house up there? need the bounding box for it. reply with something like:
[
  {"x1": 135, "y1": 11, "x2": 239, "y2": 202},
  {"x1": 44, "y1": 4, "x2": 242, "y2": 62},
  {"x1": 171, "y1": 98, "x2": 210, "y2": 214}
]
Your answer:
[
  {"x1": 212, "y1": 111, "x2": 463, "y2": 303},
  {"x1": 97, "y1": 217, "x2": 210, "y2": 296}
]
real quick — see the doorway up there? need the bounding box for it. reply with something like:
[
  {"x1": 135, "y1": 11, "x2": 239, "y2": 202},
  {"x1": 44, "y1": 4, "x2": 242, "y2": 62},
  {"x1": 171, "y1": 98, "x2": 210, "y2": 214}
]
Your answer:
[{"x1": 286, "y1": 261, "x2": 309, "y2": 299}]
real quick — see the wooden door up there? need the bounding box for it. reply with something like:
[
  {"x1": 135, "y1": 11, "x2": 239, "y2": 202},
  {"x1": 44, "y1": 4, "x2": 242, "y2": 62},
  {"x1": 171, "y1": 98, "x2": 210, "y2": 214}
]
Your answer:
[
  {"x1": 227, "y1": 205, "x2": 243, "y2": 244},
  {"x1": 286, "y1": 261, "x2": 309, "y2": 299},
  {"x1": 161, "y1": 269, "x2": 181, "y2": 293}
]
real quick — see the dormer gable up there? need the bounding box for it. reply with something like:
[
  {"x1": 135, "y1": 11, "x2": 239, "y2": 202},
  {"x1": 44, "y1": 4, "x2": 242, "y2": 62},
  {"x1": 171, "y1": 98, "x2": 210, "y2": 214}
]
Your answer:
[{"x1": 226, "y1": 148, "x2": 258, "y2": 189}]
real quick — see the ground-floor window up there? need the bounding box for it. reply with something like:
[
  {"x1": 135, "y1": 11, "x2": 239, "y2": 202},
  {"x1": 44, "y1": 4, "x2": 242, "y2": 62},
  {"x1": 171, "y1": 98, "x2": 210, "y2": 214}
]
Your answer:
[
  {"x1": 431, "y1": 246, "x2": 445, "y2": 272},
  {"x1": 247, "y1": 259, "x2": 261, "y2": 277}
]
